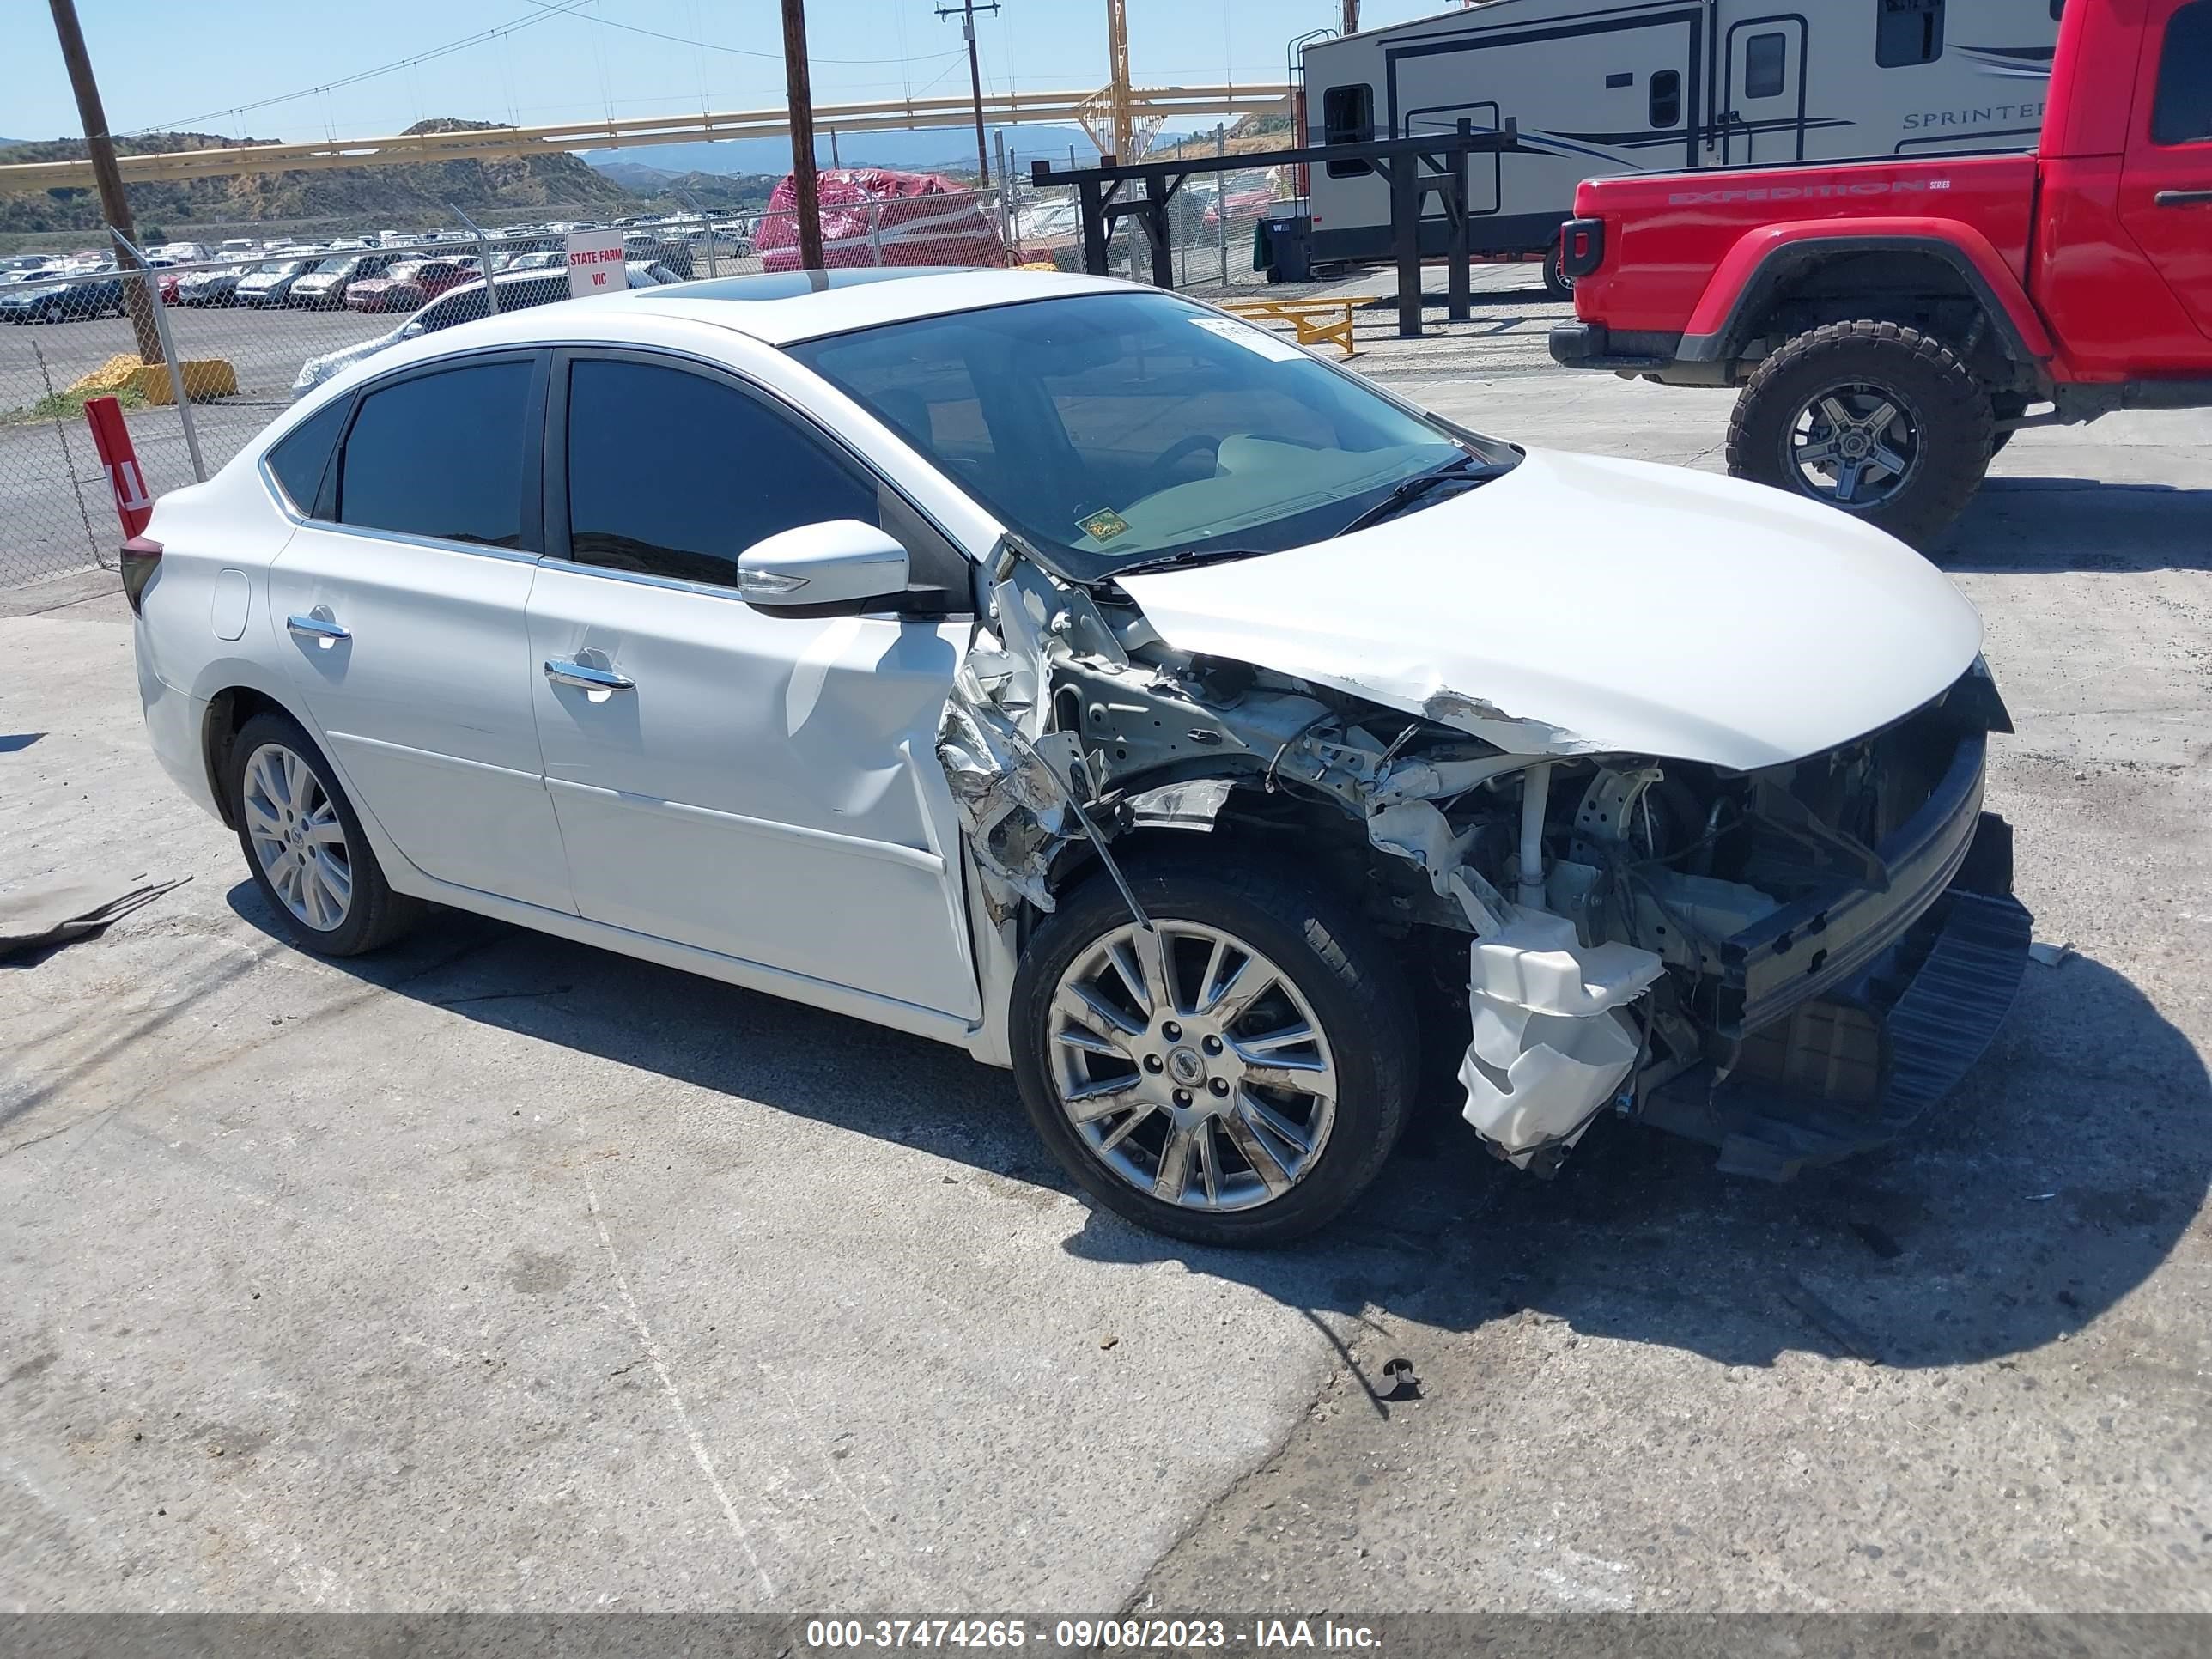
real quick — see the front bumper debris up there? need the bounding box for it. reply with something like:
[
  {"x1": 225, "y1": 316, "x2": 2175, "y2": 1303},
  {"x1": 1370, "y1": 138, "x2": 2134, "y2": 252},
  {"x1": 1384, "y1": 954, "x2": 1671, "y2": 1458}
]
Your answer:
[{"x1": 1640, "y1": 816, "x2": 2032, "y2": 1181}]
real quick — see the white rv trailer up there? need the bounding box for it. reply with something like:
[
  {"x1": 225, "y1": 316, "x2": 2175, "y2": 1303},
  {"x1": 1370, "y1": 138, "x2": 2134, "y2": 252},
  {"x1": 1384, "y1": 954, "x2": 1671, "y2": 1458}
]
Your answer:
[{"x1": 1297, "y1": 0, "x2": 2063, "y2": 281}]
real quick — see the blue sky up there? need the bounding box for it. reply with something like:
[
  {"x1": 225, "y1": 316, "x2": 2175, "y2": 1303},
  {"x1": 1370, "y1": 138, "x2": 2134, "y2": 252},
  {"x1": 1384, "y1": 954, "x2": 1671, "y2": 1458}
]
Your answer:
[{"x1": 1, "y1": 0, "x2": 1448, "y2": 144}]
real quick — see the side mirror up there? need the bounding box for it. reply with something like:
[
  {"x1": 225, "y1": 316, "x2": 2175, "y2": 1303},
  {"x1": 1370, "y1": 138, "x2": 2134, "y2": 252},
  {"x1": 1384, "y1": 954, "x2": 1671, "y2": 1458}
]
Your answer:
[{"x1": 735, "y1": 519, "x2": 909, "y2": 611}]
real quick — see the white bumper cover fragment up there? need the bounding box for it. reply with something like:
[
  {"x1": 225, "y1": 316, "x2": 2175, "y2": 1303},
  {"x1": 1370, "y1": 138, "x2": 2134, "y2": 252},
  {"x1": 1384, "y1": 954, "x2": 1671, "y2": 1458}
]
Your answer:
[{"x1": 1460, "y1": 908, "x2": 1664, "y2": 1166}]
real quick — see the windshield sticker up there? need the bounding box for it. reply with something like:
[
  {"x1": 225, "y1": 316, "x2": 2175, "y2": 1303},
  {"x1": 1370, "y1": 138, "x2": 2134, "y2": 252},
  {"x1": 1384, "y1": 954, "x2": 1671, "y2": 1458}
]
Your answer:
[
  {"x1": 1188, "y1": 315, "x2": 1306, "y2": 362},
  {"x1": 1078, "y1": 507, "x2": 1133, "y2": 544}
]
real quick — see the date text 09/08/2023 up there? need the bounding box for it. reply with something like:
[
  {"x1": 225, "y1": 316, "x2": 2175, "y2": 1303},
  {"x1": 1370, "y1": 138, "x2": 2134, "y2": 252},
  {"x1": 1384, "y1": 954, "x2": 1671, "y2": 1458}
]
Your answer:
[{"x1": 803, "y1": 1618, "x2": 1382, "y2": 1650}]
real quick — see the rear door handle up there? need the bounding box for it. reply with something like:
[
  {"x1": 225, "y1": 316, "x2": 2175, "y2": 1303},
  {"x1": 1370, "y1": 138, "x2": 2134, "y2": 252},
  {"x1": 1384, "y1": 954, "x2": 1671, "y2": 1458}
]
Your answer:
[
  {"x1": 286, "y1": 606, "x2": 349, "y2": 647},
  {"x1": 2154, "y1": 190, "x2": 2212, "y2": 206},
  {"x1": 544, "y1": 659, "x2": 635, "y2": 692}
]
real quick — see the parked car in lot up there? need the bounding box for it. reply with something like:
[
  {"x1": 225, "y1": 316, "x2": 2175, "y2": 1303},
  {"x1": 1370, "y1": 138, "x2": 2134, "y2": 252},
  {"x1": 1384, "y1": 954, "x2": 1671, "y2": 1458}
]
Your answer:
[
  {"x1": 234, "y1": 259, "x2": 314, "y2": 307},
  {"x1": 0, "y1": 269, "x2": 124, "y2": 323},
  {"x1": 137, "y1": 269, "x2": 2030, "y2": 1246},
  {"x1": 173, "y1": 264, "x2": 250, "y2": 307},
  {"x1": 344, "y1": 257, "x2": 480, "y2": 313},
  {"x1": 289, "y1": 252, "x2": 398, "y2": 309},
  {"x1": 290, "y1": 261, "x2": 680, "y2": 395}
]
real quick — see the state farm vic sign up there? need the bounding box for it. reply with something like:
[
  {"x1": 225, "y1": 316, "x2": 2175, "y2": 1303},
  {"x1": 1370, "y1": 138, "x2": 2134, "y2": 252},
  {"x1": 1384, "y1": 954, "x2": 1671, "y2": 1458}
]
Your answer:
[{"x1": 564, "y1": 229, "x2": 629, "y2": 299}]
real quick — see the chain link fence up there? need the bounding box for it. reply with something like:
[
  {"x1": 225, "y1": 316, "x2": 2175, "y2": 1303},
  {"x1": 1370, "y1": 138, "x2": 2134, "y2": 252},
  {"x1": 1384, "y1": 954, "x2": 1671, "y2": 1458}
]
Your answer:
[{"x1": 0, "y1": 170, "x2": 1291, "y2": 593}]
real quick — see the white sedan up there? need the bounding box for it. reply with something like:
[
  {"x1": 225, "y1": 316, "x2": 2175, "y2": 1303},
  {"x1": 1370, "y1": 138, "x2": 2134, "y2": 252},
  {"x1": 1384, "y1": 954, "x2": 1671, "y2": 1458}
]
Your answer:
[{"x1": 129, "y1": 269, "x2": 2029, "y2": 1245}]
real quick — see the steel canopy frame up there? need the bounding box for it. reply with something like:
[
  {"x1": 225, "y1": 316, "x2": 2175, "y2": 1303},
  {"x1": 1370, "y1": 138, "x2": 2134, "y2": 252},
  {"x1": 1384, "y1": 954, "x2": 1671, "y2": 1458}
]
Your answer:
[
  {"x1": 1031, "y1": 122, "x2": 1519, "y2": 337},
  {"x1": 0, "y1": 85, "x2": 1293, "y2": 191}
]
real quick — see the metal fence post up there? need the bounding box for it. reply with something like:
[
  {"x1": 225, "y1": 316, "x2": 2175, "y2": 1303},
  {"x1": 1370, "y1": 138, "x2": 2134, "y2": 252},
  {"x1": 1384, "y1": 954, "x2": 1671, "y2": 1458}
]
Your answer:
[
  {"x1": 677, "y1": 185, "x2": 717, "y2": 279},
  {"x1": 1214, "y1": 126, "x2": 1228, "y2": 284},
  {"x1": 111, "y1": 226, "x2": 204, "y2": 482},
  {"x1": 447, "y1": 203, "x2": 500, "y2": 314}
]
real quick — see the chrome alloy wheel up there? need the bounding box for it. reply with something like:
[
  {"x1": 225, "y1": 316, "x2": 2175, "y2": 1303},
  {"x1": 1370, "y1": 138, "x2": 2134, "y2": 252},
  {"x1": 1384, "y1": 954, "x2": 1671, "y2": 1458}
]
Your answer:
[
  {"x1": 1788, "y1": 382, "x2": 1922, "y2": 509},
  {"x1": 1047, "y1": 921, "x2": 1339, "y2": 1212},
  {"x1": 241, "y1": 742, "x2": 352, "y2": 932}
]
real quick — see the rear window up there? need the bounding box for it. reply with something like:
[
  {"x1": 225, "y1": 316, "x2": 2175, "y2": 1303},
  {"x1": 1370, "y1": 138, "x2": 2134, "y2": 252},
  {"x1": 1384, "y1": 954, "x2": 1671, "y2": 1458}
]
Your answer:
[
  {"x1": 2153, "y1": 1, "x2": 2212, "y2": 146},
  {"x1": 265, "y1": 398, "x2": 349, "y2": 515},
  {"x1": 336, "y1": 360, "x2": 535, "y2": 548}
]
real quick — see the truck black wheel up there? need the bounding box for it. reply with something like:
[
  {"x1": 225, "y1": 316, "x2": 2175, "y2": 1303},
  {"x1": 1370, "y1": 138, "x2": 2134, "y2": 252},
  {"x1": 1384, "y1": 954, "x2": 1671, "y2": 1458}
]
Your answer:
[
  {"x1": 1541, "y1": 237, "x2": 1576, "y2": 301},
  {"x1": 1011, "y1": 850, "x2": 1417, "y2": 1249},
  {"x1": 1727, "y1": 320, "x2": 1994, "y2": 549}
]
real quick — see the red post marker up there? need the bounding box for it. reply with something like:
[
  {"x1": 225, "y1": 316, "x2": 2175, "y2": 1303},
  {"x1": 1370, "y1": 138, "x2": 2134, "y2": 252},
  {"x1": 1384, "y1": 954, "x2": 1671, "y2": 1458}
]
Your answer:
[{"x1": 84, "y1": 393, "x2": 155, "y2": 538}]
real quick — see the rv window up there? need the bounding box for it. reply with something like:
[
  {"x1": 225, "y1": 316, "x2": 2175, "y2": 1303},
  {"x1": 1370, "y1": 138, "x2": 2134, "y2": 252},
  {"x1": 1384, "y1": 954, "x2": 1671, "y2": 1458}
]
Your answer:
[
  {"x1": 1649, "y1": 70, "x2": 1682, "y2": 130},
  {"x1": 2152, "y1": 0, "x2": 2212, "y2": 146},
  {"x1": 1745, "y1": 33, "x2": 1788, "y2": 99},
  {"x1": 1875, "y1": 0, "x2": 1945, "y2": 68},
  {"x1": 1323, "y1": 85, "x2": 1375, "y2": 178},
  {"x1": 1607, "y1": 72, "x2": 1634, "y2": 89}
]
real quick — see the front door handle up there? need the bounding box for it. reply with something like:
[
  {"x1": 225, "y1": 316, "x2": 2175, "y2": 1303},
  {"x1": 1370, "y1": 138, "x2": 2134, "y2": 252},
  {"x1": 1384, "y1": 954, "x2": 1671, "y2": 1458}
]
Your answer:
[
  {"x1": 286, "y1": 606, "x2": 349, "y2": 648},
  {"x1": 544, "y1": 659, "x2": 635, "y2": 693},
  {"x1": 2154, "y1": 190, "x2": 2212, "y2": 207}
]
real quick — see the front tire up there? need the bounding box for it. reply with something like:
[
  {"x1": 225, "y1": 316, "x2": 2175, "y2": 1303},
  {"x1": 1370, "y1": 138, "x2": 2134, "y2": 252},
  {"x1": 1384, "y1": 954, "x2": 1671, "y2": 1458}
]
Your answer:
[
  {"x1": 228, "y1": 711, "x2": 422, "y2": 957},
  {"x1": 1011, "y1": 852, "x2": 1417, "y2": 1248},
  {"x1": 1727, "y1": 319, "x2": 1993, "y2": 549}
]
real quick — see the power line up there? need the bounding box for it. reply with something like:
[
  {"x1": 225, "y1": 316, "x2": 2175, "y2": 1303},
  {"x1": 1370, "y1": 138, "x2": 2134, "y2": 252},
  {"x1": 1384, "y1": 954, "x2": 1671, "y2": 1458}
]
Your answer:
[
  {"x1": 134, "y1": 0, "x2": 599, "y2": 133},
  {"x1": 520, "y1": 0, "x2": 964, "y2": 67},
  {"x1": 135, "y1": 0, "x2": 963, "y2": 136}
]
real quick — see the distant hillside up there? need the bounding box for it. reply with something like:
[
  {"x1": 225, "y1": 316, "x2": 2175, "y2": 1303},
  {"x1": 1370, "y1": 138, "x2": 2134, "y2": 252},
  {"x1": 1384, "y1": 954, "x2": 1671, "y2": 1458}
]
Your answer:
[
  {"x1": 0, "y1": 118, "x2": 630, "y2": 234},
  {"x1": 591, "y1": 162, "x2": 778, "y2": 210}
]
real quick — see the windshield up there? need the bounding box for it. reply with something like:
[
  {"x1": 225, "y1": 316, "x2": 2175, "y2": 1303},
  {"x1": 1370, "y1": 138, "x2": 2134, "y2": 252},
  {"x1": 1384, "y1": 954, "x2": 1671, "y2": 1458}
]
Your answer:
[
  {"x1": 255, "y1": 261, "x2": 305, "y2": 276},
  {"x1": 311, "y1": 257, "x2": 357, "y2": 274},
  {"x1": 789, "y1": 291, "x2": 1506, "y2": 574}
]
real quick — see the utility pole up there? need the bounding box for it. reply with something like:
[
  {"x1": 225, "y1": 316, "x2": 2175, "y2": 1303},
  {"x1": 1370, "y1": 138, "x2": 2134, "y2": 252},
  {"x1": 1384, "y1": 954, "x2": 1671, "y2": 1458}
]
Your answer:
[
  {"x1": 937, "y1": 0, "x2": 1000, "y2": 190},
  {"x1": 46, "y1": 0, "x2": 162, "y2": 362},
  {"x1": 1340, "y1": 1, "x2": 1361, "y2": 33},
  {"x1": 779, "y1": 0, "x2": 824, "y2": 268}
]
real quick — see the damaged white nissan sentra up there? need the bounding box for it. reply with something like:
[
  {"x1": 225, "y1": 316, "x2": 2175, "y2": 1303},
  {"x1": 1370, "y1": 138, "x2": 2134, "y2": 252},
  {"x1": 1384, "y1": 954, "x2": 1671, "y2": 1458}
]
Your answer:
[{"x1": 128, "y1": 269, "x2": 2031, "y2": 1246}]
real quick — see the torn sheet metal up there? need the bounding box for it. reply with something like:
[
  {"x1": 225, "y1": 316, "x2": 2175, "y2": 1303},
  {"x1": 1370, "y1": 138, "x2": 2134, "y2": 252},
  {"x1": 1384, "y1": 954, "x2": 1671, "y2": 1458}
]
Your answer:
[
  {"x1": 1458, "y1": 907, "x2": 1664, "y2": 1167},
  {"x1": 1126, "y1": 777, "x2": 1234, "y2": 832},
  {"x1": 938, "y1": 628, "x2": 1065, "y2": 921}
]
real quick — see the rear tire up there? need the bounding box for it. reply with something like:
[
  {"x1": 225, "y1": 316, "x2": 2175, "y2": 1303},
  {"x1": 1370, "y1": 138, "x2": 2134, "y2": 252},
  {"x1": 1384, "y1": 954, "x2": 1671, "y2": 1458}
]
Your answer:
[
  {"x1": 1727, "y1": 319, "x2": 1993, "y2": 549},
  {"x1": 1011, "y1": 850, "x2": 1417, "y2": 1248},
  {"x1": 228, "y1": 711, "x2": 422, "y2": 957}
]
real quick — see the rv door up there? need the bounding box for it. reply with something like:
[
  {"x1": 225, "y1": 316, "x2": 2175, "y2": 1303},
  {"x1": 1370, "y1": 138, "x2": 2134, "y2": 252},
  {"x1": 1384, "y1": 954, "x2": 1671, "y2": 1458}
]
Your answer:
[{"x1": 1722, "y1": 19, "x2": 1808, "y2": 165}]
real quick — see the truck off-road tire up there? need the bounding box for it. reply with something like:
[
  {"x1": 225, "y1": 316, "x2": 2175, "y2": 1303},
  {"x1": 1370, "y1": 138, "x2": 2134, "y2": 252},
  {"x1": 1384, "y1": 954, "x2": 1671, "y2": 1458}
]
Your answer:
[
  {"x1": 1728, "y1": 320, "x2": 1994, "y2": 549},
  {"x1": 1010, "y1": 850, "x2": 1418, "y2": 1249},
  {"x1": 228, "y1": 710, "x2": 423, "y2": 957}
]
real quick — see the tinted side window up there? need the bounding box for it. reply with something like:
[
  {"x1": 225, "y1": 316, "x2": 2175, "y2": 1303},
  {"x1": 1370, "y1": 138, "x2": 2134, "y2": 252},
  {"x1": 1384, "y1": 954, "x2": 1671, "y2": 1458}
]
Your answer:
[
  {"x1": 1876, "y1": 0, "x2": 1945, "y2": 68},
  {"x1": 266, "y1": 398, "x2": 348, "y2": 515},
  {"x1": 563, "y1": 359, "x2": 878, "y2": 590},
  {"x1": 337, "y1": 359, "x2": 535, "y2": 548},
  {"x1": 1649, "y1": 69, "x2": 1682, "y2": 129},
  {"x1": 1322, "y1": 85, "x2": 1374, "y2": 178},
  {"x1": 1745, "y1": 33, "x2": 1789, "y2": 99},
  {"x1": 2153, "y1": 1, "x2": 2212, "y2": 146}
]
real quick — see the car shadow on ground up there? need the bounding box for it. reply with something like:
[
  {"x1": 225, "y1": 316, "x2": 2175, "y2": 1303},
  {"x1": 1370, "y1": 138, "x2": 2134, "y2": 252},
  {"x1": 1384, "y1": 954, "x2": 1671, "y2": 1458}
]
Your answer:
[
  {"x1": 1941, "y1": 477, "x2": 2212, "y2": 573},
  {"x1": 231, "y1": 882, "x2": 2206, "y2": 1382}
]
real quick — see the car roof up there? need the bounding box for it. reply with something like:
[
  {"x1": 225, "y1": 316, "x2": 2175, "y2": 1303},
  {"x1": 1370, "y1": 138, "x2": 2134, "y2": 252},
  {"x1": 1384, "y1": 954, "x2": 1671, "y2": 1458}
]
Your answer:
[{"x1": 381, "y1": 266, "x2": 1137, "y2": 351}]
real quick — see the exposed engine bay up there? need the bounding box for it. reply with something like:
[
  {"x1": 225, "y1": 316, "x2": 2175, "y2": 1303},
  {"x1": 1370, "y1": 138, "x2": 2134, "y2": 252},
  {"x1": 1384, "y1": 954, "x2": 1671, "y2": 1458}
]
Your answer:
[{"x1": 943, "y1": 539, "x2": 2027, "y2": 1180}]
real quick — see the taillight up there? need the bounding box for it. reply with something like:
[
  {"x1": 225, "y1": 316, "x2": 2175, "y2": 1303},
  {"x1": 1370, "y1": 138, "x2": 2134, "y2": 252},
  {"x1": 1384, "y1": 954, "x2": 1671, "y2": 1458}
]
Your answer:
[
  {"x1": 120, "y1": 536, "x2": 162, "y2": 614},
  {"x1": 1559, "y1": 216, "x2": 1607, "y2": 280}
]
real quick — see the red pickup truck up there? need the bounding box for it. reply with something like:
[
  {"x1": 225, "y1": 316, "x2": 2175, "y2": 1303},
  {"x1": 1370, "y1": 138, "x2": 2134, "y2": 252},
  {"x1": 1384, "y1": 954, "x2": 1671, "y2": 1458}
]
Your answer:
[{"x1": 1550, "y1": 0, "x2": 2212, "y2": 545}]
